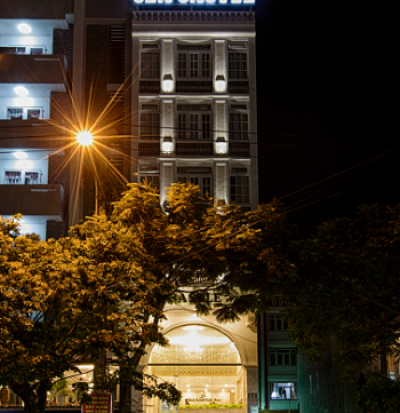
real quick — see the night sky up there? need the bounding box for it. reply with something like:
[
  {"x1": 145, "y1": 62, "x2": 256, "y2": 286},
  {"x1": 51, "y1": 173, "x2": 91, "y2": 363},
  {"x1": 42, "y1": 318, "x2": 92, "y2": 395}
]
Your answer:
[{"x1": 254, "y1": 0, "x2": 396, "y2": 236}]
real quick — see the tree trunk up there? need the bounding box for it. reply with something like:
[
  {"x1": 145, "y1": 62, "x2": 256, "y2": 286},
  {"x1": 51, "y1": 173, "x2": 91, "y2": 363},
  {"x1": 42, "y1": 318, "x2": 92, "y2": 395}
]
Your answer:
[
  {"x1": 380, "y1": 352, "x2": 388, "y2": 377},
  {"x1": 8, "y1": 381, "x2": 49, "y2": 413}
]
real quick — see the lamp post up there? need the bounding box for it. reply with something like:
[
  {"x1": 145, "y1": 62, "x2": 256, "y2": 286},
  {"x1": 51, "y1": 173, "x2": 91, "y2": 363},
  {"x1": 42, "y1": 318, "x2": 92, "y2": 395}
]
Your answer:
[{"x1": 76, "y1": 130, "x2": 98, "y2": 215}]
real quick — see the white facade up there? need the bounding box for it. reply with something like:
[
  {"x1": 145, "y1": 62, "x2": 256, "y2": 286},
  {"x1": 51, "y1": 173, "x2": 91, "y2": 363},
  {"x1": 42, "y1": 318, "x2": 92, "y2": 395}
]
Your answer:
[{"x1": 131, "y1": 10, "x2": 258, "y2": 210}]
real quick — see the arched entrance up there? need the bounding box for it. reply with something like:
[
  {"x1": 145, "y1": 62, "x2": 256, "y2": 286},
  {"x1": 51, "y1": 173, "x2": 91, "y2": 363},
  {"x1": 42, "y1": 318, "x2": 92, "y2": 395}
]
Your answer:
[{"x1": 145, "y1": 325, "x2": 246, "y2": 413}]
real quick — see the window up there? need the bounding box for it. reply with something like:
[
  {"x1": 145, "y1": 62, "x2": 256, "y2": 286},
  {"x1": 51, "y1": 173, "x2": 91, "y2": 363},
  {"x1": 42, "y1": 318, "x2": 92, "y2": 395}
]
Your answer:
[
  {"x1": 140, "y1": 110, "x2": 160, "y2": 140},
  {"x1": 177, "y1": 168, "x2": 212, "y2": 197},
  {"x1": 229, "y1": 113, "x2": 248, "y2": 141},
  {"x1": 7, "y1": 108, "x2": 23, "y2": 120},
  {"x1": 4, "y1": 170, "x2": 41, "y2": 185},
  {"x1": 31, "y1": 48, "x2": 44, "y2": 55},
  {"x1": 177, "y1": 105, "x2": 211, "y2": 140},
  {"x1": 7, "y1": 107, "x2": 43, "y2": 120},
  {"x1": 230, "y1": 176, "x2": 249, "y2": 205},
  {"x1": 27, "y1": 110, "x2": 41, "y2": 120},
  {"x1": 229, "y1": 53, "x2": 247, "y2": 80},
  {"x1": 270, "y1": 349, "x2": 297, "y2": 366},
  {"x1": 177, "y1": 45, "x2": 211, "y2": 79},
  {"x1": 140, "y1": 175, "x2": 160, "y2": 189},
  {"x1": 269, "y1": 314, "x2": 287, "y2": 331},
  {"x1": 270, "y1": 383, "x2": 297, "y2": 400},
  {"x1": 178, "y1": 176, "x2": 211, "y2": 197},
  {"x1": 141, "y1": 52, "x2": 160, "y2": 79}
]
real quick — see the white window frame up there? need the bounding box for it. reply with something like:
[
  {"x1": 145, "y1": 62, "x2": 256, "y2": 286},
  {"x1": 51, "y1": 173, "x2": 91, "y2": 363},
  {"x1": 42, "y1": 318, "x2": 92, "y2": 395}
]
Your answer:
[
  {"x1": 176, "y1": 44, "x2": 212, "y2": 81},
  {"x1": 269, "y1": 313, "x2": 287, "y2": 331},
  {"x1": 3, "y1": 168, "x2": 42, "y2": 185},
  {"x1": 7, "y1": 107, "x2": 44, "y2": 120}
]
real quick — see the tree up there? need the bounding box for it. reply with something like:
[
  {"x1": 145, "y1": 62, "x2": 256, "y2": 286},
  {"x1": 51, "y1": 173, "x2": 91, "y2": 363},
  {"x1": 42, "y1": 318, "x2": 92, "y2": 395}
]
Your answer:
[
  {"x1": 1, "y1": 183, "x2": 292, "y2": 413},
  {"x1": 0, "y1": 214, "x2": 179, "y2": 413},
  {"x1": 285, "y1": 204, "x2": 400, "y2": 378}
]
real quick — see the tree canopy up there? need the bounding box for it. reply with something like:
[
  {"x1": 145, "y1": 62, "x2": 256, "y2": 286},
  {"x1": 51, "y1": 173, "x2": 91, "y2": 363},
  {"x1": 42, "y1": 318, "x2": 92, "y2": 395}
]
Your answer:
[
  {"x1": 0, "y1": 183, "x2": 291, "y2": 413},
  {"x1": 285, "y1": 204, "x2": 400, "y2": 379}
]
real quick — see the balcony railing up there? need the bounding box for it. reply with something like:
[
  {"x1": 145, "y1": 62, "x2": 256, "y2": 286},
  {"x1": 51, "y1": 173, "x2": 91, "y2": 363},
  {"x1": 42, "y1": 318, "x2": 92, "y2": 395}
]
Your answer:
[
  {"x1": 138, "y1": 143, "x2": 160, "y2": 157},
  {"x1": 176, "y1": 81, "x2": 213, "y2": 93},
  {"x1": 0, "y1": 184, "x2": 64, "y2": 220},
  {"x1": 228, "y1": 81, "x2": 249, "y2": 94},
  {"x1": 139, "y1": 81, "x2": 160, "y2": 93},
  {"x1": 229, "y1": 142, "x2": 250, "y2": 157},
  {"x1": 176, "y1": 143, "x2": 213, "y2": 155}
]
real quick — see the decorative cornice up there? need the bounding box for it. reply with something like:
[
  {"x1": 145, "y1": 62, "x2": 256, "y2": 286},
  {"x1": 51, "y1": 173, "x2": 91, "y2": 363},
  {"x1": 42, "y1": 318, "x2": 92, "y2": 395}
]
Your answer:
[{"x1": 132, "y1": 10, "x2": 255, "y2": 24}]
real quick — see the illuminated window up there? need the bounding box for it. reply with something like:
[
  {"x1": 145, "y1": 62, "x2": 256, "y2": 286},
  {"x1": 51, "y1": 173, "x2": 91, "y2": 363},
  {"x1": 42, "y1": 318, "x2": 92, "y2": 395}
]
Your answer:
[
  {"x1": 7, "y1": 107, "x2": 43, "y2": 120},
  {"x1": 228, "y1": 53, "x2": 247, "y2": 80},
  {"x1": 270, "y1": 383, "x2": 297, "y2": 400},
  {"x1": 4, "y1": 170, "x2": 41, "y2": 185}
]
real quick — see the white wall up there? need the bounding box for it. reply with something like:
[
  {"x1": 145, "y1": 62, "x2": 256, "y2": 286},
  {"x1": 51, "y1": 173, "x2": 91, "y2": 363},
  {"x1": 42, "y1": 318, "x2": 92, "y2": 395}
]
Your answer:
[
  {"x1": 0, "y1": 35, "x2": 52, "y2": 53},
  {"x1": 0, "y1": 95, "x2": 50, "y2": 120},
  {"x1": 0, "y1": 150, "x2": 50, "y2": 184}
]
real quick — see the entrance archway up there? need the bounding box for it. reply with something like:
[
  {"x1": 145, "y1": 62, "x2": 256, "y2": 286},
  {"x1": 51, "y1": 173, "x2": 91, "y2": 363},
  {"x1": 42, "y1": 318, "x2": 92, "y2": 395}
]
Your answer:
[{"x1": 146, "y1": 325, "x2": 245, "y2": 413}]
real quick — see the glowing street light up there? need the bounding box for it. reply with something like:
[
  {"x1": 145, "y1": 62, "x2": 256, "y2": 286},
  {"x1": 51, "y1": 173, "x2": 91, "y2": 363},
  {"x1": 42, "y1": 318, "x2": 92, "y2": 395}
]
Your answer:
[{"x1": 76, "y1": 131, "x2": 94, "y2": 146}]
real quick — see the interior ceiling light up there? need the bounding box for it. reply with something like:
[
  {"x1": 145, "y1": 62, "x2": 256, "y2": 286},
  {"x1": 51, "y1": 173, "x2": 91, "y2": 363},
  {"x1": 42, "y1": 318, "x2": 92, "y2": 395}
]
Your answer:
[
  {"x1": 17, "y1": 23, "x2": 32, "y2": 34},
  {"x1": 14, "y1": 86, "x2": 29, "y2": 96},
  {"x1": 13, "y1": 151, "x2": 28, "y2": 159}
]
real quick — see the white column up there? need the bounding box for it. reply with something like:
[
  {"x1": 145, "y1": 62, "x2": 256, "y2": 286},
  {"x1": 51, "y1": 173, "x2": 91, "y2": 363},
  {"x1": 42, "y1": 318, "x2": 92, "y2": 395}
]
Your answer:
[
  {"x1": 214, "y1": 40, "x2": 227, "y2": 93},
  {"x1": 160, "y1": 161, "x2": 175, "y2": 206},
  {"x1": 161, "y1": 39, "x2": 175, "y2": 93},
  {"x1": 161, "y1": 99, "x2": 175, "y2": 153},
  {"x1": 215, "y1": 162, "x2": 228, "y2": 204}
]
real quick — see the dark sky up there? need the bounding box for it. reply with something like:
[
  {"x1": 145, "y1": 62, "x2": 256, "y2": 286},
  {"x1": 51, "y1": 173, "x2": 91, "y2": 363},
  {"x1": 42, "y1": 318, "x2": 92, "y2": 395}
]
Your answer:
[{"x1": 254, "y1": 0, "x2": 396, "y2": 236}]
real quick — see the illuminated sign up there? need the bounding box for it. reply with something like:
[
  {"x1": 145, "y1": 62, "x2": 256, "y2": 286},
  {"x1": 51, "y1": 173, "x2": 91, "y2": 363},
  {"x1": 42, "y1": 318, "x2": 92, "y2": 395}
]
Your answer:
[{"x1": 133, "y1": 0, "x2": 255, "y2": 5}]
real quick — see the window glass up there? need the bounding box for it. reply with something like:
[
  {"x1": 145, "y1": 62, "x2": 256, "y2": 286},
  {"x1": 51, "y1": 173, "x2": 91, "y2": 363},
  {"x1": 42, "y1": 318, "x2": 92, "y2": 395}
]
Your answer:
[
  {"x1": 228, "y1": 53, "x2": 247, "y2": 80},
  {"x1": 5, "y1": 171, "x2": 22, "y2": 184},
  {"x1": 270, "y1": 383, "x2": 297, "y2": 400},
  {"x1": 177, "y1": 110, "x2": 211, "y2": 140},
  {"x1": 27, "y1": 109, "x2": 41, "y2": 120},
  {"x1": 230, "y1": 176, "x2": 249, "y2": 204},
  {"x1": 270, "y1": 349, "x2": 297, "y2": 366},
  {"x1": 7, "y1": 108, "x2": 23, "y2": 120},
  {"x1": 141, "y1": 53, "x2": 160, "y2": 79},
  {"x1": 269, "y1": 314, "x2": 287, "y2": 331},
  {"x1": 229, "y1": 113, "x2": 248, "y2": 141},
  {"x1": 25, "y1": 172, "x2": 40, "y2": 185},
  {"x1": 140, "y1": 112, "x2": 160, "y2": 140},
  {"x1": 177, "y1": 46, "x2": 211, "y2": 80}
]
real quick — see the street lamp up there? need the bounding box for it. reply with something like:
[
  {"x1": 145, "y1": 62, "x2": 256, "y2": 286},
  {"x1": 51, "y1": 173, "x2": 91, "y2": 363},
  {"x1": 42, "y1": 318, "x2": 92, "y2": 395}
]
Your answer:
[
  {"x1": 75, "y1": 130, "x2": 98, "y2": 214},
  {"x1": 76, "y1": 130, "x2": 94, "y2": 146}
]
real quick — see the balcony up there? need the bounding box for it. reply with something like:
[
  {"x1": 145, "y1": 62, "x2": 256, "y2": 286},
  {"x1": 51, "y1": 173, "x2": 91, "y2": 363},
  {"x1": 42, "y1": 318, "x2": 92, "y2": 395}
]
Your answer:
[
  {"x1": 0, "y1": 54, "x2": 68, "y2": 84},
  {"x1": 229, "y1": 142, "x2": 250, "y2": 157},
  {"x1": 0, "y1": 120, "x2": 67, "y2": 149},
  {"x1": 0, "y1": 184, "x2": 64, "y2": 221},
  {"x1": 228, "y1": 81, "x2": 249, "y2": 94},
  {"x1": 139, "y1": 81, "x2": 160, "y2": 94},
  {"x1": 176, "y1": 81, "x2": 213, "y2": 93},
  {"x1": 138, "y1": 143, "x2": 160, "y2": 157},
  {"x1": 176, "y1": 143, "x2": 213, "y2": 156}
]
